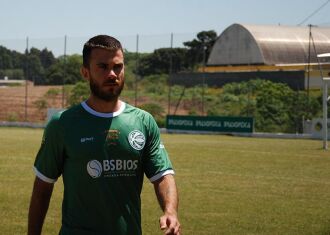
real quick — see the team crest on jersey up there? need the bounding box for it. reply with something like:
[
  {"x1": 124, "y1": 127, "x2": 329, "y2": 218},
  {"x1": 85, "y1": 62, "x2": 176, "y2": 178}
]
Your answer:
[
  {"x1": 128, "y1": 130, "x2": 145, "y2": 150},
  {"x1": 106, "y1": 129, "x2": 120, "y2": 145}
]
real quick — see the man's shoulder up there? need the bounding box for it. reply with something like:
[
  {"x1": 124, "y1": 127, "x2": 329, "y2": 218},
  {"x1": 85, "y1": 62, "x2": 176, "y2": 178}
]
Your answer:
[
  {"x1": 124, "y1": 103, "x2": 153, "y2": 119},
  {"x1": 48, "y1": 104, "x2": 83, "y2": 125},
  {"x1": 123, "y1": 103, "x2": 159, "y2": 130}
]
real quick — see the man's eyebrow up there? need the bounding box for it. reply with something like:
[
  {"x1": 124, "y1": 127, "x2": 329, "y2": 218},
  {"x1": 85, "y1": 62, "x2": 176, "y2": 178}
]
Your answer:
[{"x1": 96, "y1": 62, "x2": 108, "y2": 68}]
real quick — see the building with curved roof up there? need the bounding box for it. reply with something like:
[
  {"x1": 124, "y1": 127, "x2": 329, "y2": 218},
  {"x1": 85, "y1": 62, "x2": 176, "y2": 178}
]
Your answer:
[
  {"x1": 172, "y1": 24, "x2": 330, "y2": 90},
  {"x1": 208, "y1": 23, "x2": 330, "y2": 66}
]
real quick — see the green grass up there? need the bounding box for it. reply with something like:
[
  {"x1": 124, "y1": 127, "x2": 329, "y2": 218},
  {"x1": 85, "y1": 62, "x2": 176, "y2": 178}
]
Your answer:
[{"x1": 0, "y1": 127, "x2": 330, "y2": 235}]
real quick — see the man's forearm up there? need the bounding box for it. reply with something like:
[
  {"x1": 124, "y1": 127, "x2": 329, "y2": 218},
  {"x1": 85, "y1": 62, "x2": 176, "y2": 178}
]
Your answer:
[
  {"x1": 154, "y1": 174, "x2": 178, "y2": 215},
  {"x1": 28, "y1": 177, "x2": 54, "y2": 235},
  {"x1": 153, "y1": 174, "x2": 181, "y2": 234}
]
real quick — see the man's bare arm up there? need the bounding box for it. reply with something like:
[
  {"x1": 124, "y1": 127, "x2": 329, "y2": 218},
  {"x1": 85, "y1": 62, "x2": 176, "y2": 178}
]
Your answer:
[
  {"x1": 28, "y1": 177, "x2": 54, "y2": 235},
  {"x1": 153, "y1": 174, "x2": 181, "y2": 235}
]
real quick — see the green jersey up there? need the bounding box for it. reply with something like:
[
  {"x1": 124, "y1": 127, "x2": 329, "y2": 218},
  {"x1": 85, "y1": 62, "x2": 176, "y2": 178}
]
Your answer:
[{"x1": 34, "y1": 101, "x2": 174, "y2": 235}]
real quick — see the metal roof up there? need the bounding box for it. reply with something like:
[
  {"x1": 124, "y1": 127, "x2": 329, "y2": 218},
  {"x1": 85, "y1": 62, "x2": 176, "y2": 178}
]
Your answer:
[{"x1": 207, "y1": 23, "x2": 330, "y2": 66}]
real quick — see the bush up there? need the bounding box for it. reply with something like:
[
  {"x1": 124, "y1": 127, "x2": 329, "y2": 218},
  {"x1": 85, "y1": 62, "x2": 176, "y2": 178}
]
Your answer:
[
  {"x1": 218, "y1": 79, "x2": 321, "y2": 133},
  {"x1": 34, "y1": 98, "x2": 48, "y2": 110},
  {"x1": 7, "y1": 112, "x2": 18, "y2": 122},
  {"x1": 68, "y1": 81, "x2": 89, "y2": 106},
  {"x1": 138, "y1": 103, "x2": 165, "y2": 127}
]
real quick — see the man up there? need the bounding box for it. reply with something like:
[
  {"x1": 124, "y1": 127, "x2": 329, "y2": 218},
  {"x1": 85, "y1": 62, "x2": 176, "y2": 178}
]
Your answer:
[{"x1": 28, "y1": 35, "x2": 181, "y2": 235}]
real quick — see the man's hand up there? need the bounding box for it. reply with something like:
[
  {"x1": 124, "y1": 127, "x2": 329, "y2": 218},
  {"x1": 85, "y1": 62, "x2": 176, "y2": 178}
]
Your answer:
[
  {"x1": 153, "y1": 174, "x2": 181, "y2": 235},
  {"x1": 159, "y1": 212, "x2": 181, "y2": 235}
]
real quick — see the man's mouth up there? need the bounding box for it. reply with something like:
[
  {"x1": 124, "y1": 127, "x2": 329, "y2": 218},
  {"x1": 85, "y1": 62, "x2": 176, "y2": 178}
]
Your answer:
[{"x1": 104, "y1": 80, "x2": 118, "y2": 86}]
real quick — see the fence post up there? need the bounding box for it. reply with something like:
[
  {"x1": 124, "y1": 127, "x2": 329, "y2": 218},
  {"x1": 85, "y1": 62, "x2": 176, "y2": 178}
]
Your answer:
[
  {"x1": 25, "y1": 36, "x2": 29, "y2": 122},
  {"x1": 168, "y1": 33, "x2": 173, "y2": 115},
  {"x1": 62, "y1": 35, "x2": 67, "y2": 108},
  {"x1": 135, "y1": 34, "x2": 139, "y2": 107}
]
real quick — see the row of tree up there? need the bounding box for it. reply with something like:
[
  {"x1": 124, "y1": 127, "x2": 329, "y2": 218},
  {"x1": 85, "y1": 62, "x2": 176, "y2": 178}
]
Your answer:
[
  {"x1": 0, "y1": 31, "x2": 218, "y2": 84},
  {"x1": 136, "y1": 30, "x2": 217, "y2": 76},
  {"x1": 0, "y1": 45, "x2": 83, "y2": 85}
]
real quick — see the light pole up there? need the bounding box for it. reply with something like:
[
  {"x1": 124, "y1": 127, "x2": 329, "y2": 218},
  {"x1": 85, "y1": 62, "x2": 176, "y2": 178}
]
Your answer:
[{"x1": 317, "y1": 53, "x2": 330, "y2": 150}]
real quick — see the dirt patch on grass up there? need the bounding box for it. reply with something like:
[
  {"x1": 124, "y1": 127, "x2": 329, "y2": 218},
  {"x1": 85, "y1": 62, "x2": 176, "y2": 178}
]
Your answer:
[{"x1": 0, "y1": 84, "x2": 63, "y2": 123}]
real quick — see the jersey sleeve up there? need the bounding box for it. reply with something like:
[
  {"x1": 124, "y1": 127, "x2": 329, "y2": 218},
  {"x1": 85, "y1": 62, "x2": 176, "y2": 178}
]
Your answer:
[
  {"x1": 143, "y1": 114, "x2": 174, "y2": 182},
  {"x1": 33, "y1": 114, "x2": 65, "y2": 183}
]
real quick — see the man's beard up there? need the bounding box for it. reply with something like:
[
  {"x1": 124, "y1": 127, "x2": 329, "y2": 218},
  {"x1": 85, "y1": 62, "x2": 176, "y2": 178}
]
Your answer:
[{"x1": 89, "y1": 78, "x2": 124, "y2": 102}]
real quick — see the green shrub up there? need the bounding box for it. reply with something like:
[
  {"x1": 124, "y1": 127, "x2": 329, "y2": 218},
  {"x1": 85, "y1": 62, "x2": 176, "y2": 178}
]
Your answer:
[
  {"x1": 7, "y1": 112, "x2": 18, "y2": 122},
  {"x1": 34, "y1": 98, "x2": 48, "y2": 110},
  {"x1": 138, "y1": 103, "x2": 165, "y2": 127},
  {"x1": 68, "y1": 81, "x2": 89, "y2": 106}
]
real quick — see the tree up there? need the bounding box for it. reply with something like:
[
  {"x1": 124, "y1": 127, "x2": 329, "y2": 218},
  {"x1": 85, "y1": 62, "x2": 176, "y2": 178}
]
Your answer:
[
  {"x1": 216, "y1": 79, "x2": 321, "y2": 133},
  {"x1": 0, "y1": 46, "x2": 14, "y2": 69},
  {"x1": 23, "y1": 53, "x2": 44, "y2": 84},
  {"x1": 45, "y1": 54, "x2": 82, "y2": 85},
  {"x1": 183, "y1": 30, "x2": 217, "y2": 69},
  {"x1": 27, "y1": 47, "x2": 56, "y2": 70},
  {"x1": 0, "y1": 46, "x2": 26, "y2": 79},
  {"x1": 137, "y1": 48, "x2": 189, "y2": 76},
  {"x1": 40, "y1": 48, "x2": 56, "y2": 69},
  {"x1": 11, "y1": 50, "x2": 24, "y2": 68},
  {"x1": 136, "y1": 30, "x2": 218, "y2": 76},
  {"x1": 289, "y1": 91, "x2": 321, "y2": 133},
  {"x1": 255, "y1": 82, "x2": 293, "y2": 132},
  {"x1": 62, "y1": 54, "x2": 83, "y2": 84}
]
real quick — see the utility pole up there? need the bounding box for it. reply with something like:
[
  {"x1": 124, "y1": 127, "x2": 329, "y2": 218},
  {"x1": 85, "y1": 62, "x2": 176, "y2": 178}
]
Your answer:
[{"x1": 317, "y1": 53, "x2": 330, "y2": 150}]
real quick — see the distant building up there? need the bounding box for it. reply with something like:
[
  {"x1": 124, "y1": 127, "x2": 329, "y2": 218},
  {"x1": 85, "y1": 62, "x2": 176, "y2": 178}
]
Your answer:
[
  {"x1": 172, "y1": 23, "x2": 330, "y2": 90},
  {"x1": 0, "y1": 79, "x2": 29, "y2": 86}
]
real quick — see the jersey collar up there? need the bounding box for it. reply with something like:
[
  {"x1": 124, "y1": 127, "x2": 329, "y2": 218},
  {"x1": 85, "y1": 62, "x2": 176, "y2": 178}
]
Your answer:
[{"x1": 81, "y1": 100, "x2": 126, "y2": 118}]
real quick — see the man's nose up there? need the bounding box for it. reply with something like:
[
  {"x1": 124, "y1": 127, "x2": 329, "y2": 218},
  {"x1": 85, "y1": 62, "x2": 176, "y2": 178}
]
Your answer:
[{"x1": 107, "y1": 69, "x2": 117, "y2": 78}]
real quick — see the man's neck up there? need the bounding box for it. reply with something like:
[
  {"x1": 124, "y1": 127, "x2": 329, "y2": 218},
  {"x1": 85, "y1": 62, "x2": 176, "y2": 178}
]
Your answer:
[{"x1": 86, "y1": 96, "x2": 121, "y2": 113}]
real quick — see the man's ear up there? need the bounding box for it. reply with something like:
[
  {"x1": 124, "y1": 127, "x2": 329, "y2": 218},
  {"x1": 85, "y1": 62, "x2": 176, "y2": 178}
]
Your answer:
[{"x1": 80, "y1": 67, "x2": 90, "y2": 81}]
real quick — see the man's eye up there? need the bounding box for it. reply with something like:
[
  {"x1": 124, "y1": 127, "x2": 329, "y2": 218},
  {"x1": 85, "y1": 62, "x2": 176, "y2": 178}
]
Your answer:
[
  {"x1": 113, "y1": 64, "x2": 123, "y2": 71},
  {"x1": 98, "y1": 64, "x2": 107, "y2": 70}
]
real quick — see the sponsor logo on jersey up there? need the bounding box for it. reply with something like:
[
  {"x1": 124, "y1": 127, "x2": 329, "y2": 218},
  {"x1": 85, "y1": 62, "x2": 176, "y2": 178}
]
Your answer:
[
  {"x1": 81, "y1": 137, "x2": 94, "y2": 143},
  {"x1": 87, "y1": 160, "x2": 103, "y2": 178},
  {"x1": 128, "y1": 130, "x2": 145, "y2": 150},
  {"x1": 87, "y1": 159, "x2": 139, "y2": 178},
  {"x1": 103, "y1": 159, "x2": 138, "y2": 171}
]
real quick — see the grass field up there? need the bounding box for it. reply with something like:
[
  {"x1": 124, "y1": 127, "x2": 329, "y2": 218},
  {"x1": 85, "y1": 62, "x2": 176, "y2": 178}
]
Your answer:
[{"x1": 0, "y1": 127, "x2": 330, "y2": 235}]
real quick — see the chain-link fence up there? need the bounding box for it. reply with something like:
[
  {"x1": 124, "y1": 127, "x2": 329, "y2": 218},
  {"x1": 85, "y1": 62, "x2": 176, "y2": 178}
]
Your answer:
[
  {"x1": 0, "y1": 33, "x2": 328, "y2": 135},
  {"x1": 0, "y1": 33, "x2": 204, "y2": 123}
]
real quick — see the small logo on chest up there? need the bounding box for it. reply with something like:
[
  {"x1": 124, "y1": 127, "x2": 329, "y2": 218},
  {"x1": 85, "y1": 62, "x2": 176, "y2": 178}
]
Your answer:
[{"x1": 81, "y1": 137, "x2": 94, "y2": 143}]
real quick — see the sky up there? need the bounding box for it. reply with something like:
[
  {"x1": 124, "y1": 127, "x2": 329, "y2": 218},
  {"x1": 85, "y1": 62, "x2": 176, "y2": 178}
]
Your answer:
[{"x1": 0, "y1": 0, "x2": 329, "y2": 56}]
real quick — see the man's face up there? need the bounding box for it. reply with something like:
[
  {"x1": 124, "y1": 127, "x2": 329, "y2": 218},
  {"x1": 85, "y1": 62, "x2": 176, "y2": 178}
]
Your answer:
[{"x1": 82, "y1": 48, "x2": 125, "y2": 102}]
